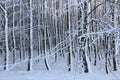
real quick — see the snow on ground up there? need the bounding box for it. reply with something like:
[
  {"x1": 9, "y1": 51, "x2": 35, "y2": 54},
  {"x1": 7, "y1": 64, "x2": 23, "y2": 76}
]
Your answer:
[
  {"x1": 0, "y1": 71, "x2": 120, "y2": 80},
  {"x1": 0, "y1": 54, "x2": 120, "y2": 80}
]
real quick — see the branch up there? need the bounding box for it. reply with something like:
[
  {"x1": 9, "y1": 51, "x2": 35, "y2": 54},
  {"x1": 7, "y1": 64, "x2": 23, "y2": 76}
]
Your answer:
[
  {"x1": 77, "y1": 28, "x2": 116, "y2": 39},
  {"x1": 88, "y1": 2, "x2": 104, "y2": 16},
  {"x1": 0, "y1": 3, "x2": 7, "y2": 13}
]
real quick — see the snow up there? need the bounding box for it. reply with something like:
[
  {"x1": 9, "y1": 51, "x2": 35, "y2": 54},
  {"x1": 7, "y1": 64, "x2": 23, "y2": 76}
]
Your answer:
[
  {"x1": 0, "y1": 71, "x2": 120, "y2": 80},
  {"x1": 0, "y1": 51, "x2": 120, "y2": 80},
  {"x1": 0, "y1": 0, "x2": 120, "y2": 80},
  {"x1": 1, "y1": 55, "x2": 120, "y2": 80}
]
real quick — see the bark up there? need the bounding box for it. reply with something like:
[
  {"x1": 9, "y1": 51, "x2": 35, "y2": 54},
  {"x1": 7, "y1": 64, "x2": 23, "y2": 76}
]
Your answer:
[{"x1": 0, "y1": 3, "x2": 9, "y2": 71}]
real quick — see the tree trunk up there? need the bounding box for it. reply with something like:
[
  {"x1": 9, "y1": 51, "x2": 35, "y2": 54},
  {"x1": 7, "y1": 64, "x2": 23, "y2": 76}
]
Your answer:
[{"x1": 0, "y1": 3, "x2": 9, "y2": 71}]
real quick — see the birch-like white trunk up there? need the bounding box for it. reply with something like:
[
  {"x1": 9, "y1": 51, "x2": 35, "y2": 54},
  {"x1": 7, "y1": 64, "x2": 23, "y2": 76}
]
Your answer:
[
  {"x1": 5, "y1": 4, "x2": 9, "y2": 71},
  {"x1": 85, "y1": 1, "x2": 92, "y2": 73},
  {"x1": 12, "y1": 0, "x2": 17, "y2": 64},
  {"x1": 30, "y1": 0, "x2": 33, "y2": 71},
  {"x1": 20, "y1": 0, "x2": 23, "y2": 61},
  {"x1": 0, "y1": 3, "x2": 9, "y2": 71},
  {"x1": 114, "y1": 0, "x2": 119, "y2": 55},
  {"x1": 37, "y1": 0, "x2": 41, "y2": 61},
  {"x1": 55, "y1": 0, "x2": 58, "y2": 62},
  {"x1": 44, "y1": 1, "x2": 50, "y2": 71},
  {"x1": 113, "y1": 0, "x2": 118, "y2": 71},
  {"x1": 68, "y1": 0, "x2": 73, "y2": 71}
]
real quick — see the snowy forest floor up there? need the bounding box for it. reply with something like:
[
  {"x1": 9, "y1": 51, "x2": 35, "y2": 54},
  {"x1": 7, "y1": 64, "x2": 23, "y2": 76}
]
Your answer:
[
  {"x1": 0, "y1": 55, "x2": 120, "y2": 80},
  {"x1": 0, "y1": 71, "x2": 120, "y2": 80}
]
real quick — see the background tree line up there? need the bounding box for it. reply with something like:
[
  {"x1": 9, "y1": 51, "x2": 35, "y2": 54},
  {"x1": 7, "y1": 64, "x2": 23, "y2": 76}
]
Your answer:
[{"x1": 0, "y1": 0, "x2": 120, "y2": 74}]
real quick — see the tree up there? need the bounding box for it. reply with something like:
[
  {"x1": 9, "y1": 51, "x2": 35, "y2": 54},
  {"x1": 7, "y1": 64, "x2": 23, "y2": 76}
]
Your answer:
[
  {"x1": 12, "y1": 0, "x2": 17, "y2": 64},
  {"x1": 27, "y1": 0, "x2": 33, "y2": 71},
  {"x1": 0, "y1": 3, "x2": 9, "y2": 71}
]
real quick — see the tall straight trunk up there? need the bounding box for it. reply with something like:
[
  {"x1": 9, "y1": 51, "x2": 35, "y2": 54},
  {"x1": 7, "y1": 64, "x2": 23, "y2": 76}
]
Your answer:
[
  {"x1": 44, "y1": 0, "x2": 50, "y2": 71},
  {"x1": 113, "y1": 0, "x2": 117, "y2": 71},
  {"x1": 12, "y1": 0, "x2": 17, "y2": 64},
  {"x1": 5, "y1": 4, "x2": 9, "y2": 71},
  {"x1": 37, "y1": 0, "x2": 41, "y2": 62},
  {"x1": 55, "y1": 0, "x2": 58, "y2": 62},
  {"x1": 20, "y1": 0, "x2": 23, "y2": 61},
  {"x1": 28, "y1": 0, "x2": 33, "y2": 71},
  {"x1": 114, "y1": 0, "x2": 119, "y2": 55},
  {"x1": 22, "y1": 5, "x2": 26, "y2": 60},
  {"x1": 68, "y1": 0, "x2": 73, "y2": 71},
  {"x1": 86, "y1": 0, "x2": 92, "y2": 72},
  {"x1": 30, "y1": 0, "x2": 33, "y2": 71},
  {"x1": 0, "y1": 3, "x2": 9, "y2": 71},
  {"x1": 81, "y1": 1, "x2": 89, "y2": 73}
]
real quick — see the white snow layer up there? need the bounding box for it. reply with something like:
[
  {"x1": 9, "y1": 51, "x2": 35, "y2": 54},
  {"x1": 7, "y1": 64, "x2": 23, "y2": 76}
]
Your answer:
[{"x1": 0, "y1": 71, "x2": 120, "y2": 80}]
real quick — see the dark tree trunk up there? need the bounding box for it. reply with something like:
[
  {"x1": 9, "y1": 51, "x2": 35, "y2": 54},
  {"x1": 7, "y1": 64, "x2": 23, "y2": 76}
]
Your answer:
[
  {"x1": 113, "y1": 50, "x2": 117, "y2": 71},
  {"x1": 27, "y1": 47, "x2": 31, "y2": 71},
  {"x1": 82, "y1": 50, "x2": 89, "y2": 73},
  {"x1": 105, "y1": 52, "x2": 108, "y2": 74},
  {"x1": 68, "y1": 47, "x2": 71, "y2": 71},
  {"x1": 4, "y1": 50, "x2": 6, "y2": 70},
  {"x1": 44, "y1": 59, "x2": 49, "y2": 71}
]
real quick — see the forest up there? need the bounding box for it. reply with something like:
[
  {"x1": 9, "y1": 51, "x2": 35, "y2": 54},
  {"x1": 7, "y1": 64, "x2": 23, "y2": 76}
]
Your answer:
[{"x1": 0, "y1": 0, "x2": 120, "y2": 79}]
